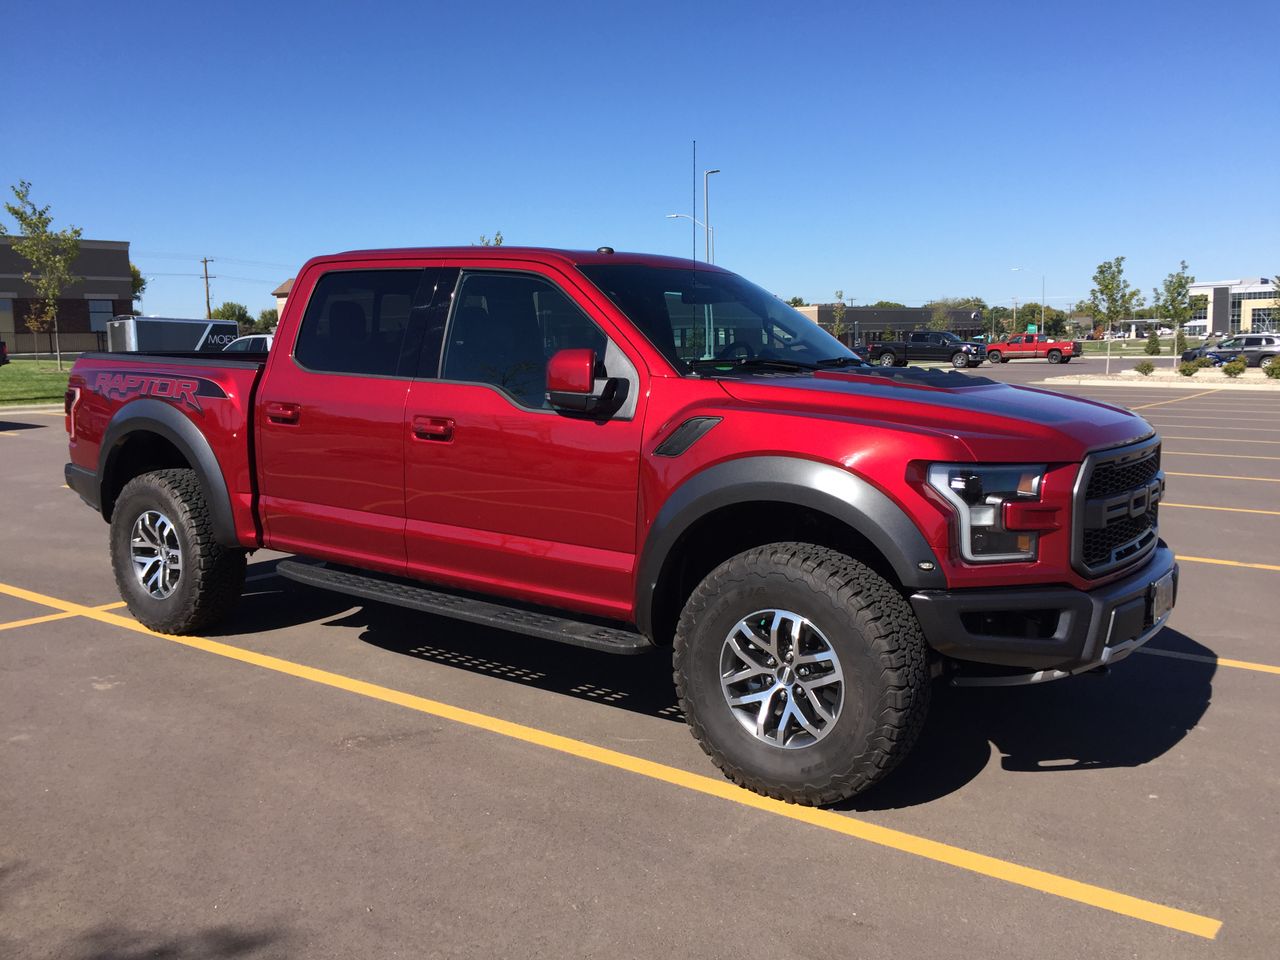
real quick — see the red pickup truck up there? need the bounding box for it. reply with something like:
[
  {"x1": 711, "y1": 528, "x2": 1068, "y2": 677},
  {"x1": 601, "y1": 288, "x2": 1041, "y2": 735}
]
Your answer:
[
  {"x1": 64, "y1": 246, "x2": 1175, "y2": 805},
  {"x1": 985, "y1": 333, "x2": 1083, "y2": 364}
]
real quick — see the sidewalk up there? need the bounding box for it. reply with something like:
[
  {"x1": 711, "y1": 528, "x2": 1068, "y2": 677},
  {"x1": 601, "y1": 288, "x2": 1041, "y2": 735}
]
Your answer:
[{"x1": 1042, "y1": 368, "x2": 1280, "y2": 392}]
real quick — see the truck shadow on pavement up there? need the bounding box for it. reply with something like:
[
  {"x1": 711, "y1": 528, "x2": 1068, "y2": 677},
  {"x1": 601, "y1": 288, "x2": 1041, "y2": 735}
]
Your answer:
[
  {"x1": 220, "y1": 579, "x2": 1217, "y2": 810},
  {"x1": 0, "y1": 418, "x2": 47, "y2": 432},
  {"x1": 848, "y1": 628, "x2": 1216, "y2": 810}
]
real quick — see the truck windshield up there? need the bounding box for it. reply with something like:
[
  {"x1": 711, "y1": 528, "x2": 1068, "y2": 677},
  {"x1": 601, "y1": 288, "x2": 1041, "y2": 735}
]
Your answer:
[{"x1": 578, "y1": 264, "x2": 858, "y2": 374}]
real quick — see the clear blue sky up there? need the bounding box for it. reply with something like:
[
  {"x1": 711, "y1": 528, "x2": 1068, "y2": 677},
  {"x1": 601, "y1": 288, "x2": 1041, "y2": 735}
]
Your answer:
[{"x1": 3, "y1": 0, "x2": 1277, "y2": 318}]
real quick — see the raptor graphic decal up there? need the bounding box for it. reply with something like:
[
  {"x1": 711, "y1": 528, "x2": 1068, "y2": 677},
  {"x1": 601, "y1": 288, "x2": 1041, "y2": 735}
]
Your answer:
[{"x1": 91, "y1": 371, "x2": 227, "y2": 413}]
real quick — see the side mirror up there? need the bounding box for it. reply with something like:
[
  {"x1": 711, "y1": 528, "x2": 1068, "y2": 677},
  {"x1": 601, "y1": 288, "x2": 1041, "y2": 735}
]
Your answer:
[{"x1": 546, "y1": 348, "x2": 623, "y2": 416}]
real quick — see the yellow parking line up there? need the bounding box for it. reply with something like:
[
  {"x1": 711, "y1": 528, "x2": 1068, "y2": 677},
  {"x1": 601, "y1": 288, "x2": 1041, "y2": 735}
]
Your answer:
[
  {"x1": 1177, "y1": 555, "x2": 1280, "y2": 572},
  {"x1": 0, "y1": 578, "x2": 1222, "y2": 940},
  {"x1": 1131, "y1": 390, "x2": 1222, "y2": 411},
  {"x1": 1162, "y1": 502, "x2": 1280, "y2": 516},
  {"x1": 1149, "y1": 424, "x2": 1280, "y2": 433},
  {"x1": 1161, "y1": 436, "x2": 1280, "y2": 445},
  {"x1": 1167, "y1": 472, "x2": 1280, "y2": 483},
  {"x1": 1138, "y1": 648, "x2": 1280, "y2": 676},
  {"x1": 1164, "y1": 451, "x2": 1280, "y2": 462},
  {"x1": 0, "y1": 600, "x2": 127, "y2": 632}
]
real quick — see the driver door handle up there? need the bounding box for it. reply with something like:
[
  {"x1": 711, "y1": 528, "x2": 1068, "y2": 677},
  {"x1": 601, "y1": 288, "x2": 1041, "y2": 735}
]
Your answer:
[{"x1": 412, "y1": 415, "x2": 455, "y2": 442}]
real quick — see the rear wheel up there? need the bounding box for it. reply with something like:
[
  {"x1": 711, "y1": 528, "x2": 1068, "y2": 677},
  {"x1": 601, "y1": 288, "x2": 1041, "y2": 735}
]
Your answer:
[
  {"x1": 673, "y1": 543, "x2": 930, "y2": 805},
  {"x1": 1047, "y1": 350, "x2": 1062, "y2": 364},
  {"x1": 951, "y1": 352, "x2": 969, "y2": 369},
  {"x1": 987, "y1": 350, "x2": 1003, "y2": 363},
  {"x1": 1261, "y1": 355, "x2": 1276, "y2": 370},
  {"x1": 1061, "y1": 356, "x2": 1072, "y2": 363},
  {"x1": 878, "y1": 352, "x2": 896, "y2": 367},
  {"x1": 110, "y1": 468, "x2": 246, "y2": 633}
]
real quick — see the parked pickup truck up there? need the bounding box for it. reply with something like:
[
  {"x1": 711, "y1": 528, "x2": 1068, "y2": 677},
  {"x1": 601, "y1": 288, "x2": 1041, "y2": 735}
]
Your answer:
[
  {"x1": 64, "y1": 246, "x2": 1176, "y2": 805},
  {"x1": 867, "y1": 331, "x2": 987, "y2": 368},
  {"x1": 985, "y1": 333, "x2": 1083, "y2": 364}
]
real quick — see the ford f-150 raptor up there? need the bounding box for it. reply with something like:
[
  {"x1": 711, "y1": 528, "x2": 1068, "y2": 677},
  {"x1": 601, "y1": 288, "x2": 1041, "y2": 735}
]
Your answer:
[{"x1": 64, "y1": 246, "x2": 1176, "y2": 805}]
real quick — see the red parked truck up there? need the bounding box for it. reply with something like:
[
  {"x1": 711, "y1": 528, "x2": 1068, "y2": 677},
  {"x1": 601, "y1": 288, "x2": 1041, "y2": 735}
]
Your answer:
[
  {"x1": 64, "y1": 247, "x2": 1175, "y2": 805},
  {"x1": 985, "y1": 333, "x2": 1083, "y2": 364}
]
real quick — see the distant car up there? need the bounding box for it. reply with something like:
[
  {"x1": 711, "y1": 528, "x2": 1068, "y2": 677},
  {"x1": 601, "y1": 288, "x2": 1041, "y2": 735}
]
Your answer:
[
  {"x1": 1205, "y1": 334, "x2": 1279, "y2": 368},
  {"x1": 223, "y1": 334, "x2": 274, "y2": 353},
  {"x1": 1179, "y1": 342, "x2": 1221, "y2": 363}
]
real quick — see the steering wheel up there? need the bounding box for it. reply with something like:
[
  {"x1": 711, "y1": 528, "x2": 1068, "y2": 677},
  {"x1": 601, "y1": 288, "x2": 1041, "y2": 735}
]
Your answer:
[{"x1": 716, "y1": 340, "x2": 756, "y2": 360}]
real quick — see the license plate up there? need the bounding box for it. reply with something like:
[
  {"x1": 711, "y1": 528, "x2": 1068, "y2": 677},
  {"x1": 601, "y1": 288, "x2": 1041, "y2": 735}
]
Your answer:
[{"x1": 1149, "y1": 571, "x2": 1175, "y2": 624}]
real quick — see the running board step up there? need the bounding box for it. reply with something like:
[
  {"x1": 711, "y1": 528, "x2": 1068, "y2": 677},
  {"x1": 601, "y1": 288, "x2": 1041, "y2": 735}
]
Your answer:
[{"x1": 275, "y1": 559, "x2": 654, "y2": 655}]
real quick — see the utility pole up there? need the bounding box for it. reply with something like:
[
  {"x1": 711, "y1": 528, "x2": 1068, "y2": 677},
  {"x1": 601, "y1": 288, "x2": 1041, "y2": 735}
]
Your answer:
[
  {"x1": 1041, "y1": 275, "x2": 1045, "y2": 331},
  {"x1": 201, "y1": 258, "x2": 215, "y2": 319},
  {"x1": 1013, "y1": 298, "x2": 1019, "y2": 330}
]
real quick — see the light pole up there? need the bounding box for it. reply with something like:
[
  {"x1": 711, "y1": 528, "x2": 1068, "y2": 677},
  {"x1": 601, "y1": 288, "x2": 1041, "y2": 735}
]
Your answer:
[
  {"x1": 703, "y1": 169, "x2": 720, "y2": 263},
  {"x1": 665, "y1": 214, "x2": 713, "y2": 259}
]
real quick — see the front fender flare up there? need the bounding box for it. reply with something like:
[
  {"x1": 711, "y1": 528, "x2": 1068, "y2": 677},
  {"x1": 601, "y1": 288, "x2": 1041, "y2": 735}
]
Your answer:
[
  {"x1": 98, "y1": 398, "x2": 239, "y2": 546},
  {"x1": 635, "y1": 456, "x2": 945, "y2": 638}
]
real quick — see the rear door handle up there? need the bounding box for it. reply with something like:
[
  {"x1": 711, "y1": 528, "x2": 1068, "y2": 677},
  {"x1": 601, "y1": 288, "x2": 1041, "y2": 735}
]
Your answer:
[
  {"x1": 265, "y1": 401, "x2": 301, "y2": 424},
  {"x1": 412, "y1": 415, "x2": 455, "y2": 442}
]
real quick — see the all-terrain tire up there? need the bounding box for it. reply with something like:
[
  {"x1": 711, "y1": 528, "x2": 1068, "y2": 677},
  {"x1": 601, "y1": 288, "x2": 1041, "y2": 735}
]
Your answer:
[
  {"x1": 673, "y1": 543, "x2": 930, "y2": 805},
  {"x1": 1047, "y1": 349, "x2": 1062, "y2": 364},
  {"x1": 110, "y1": 468, "x2": 246, "y2": 633}
]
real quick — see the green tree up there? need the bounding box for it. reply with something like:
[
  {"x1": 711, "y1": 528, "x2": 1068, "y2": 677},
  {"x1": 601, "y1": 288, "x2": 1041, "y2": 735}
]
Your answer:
[
  {"x1": 1087, "y1": 256, "x2": 1144, "y2": 334},
  {"x1": 130, "y1": 263, "x2": 147, "y2": 303},
  {"x1": 866, "y1": 300, "x2": 906, "y2": 309},
  {"x1": 478, "y1": 231, "x2": 504, "y2": 246},
  {"x1": 212, "y1": 301, "x2": 253, "y2": 333},
  {"x1": 926, "y1": 302, "x2": 951, "y2": 331},
  {"x1": 831, "y1": 290, "x2": 848, "y2": 343},
  {"x1": 0, "y1": 180, "x2": 82, "y2": 369},
  {"x1": 786, "y1": 296, "x2": 807, "y2": 307},
  {"x1": 1145, "y1": 329, "x2": 1162, "y2": 355},
  {"x1": 255, "y1": 307, "x2": 278, "y2": 332},
  {"x1": 1149, "y1": 260, "x2": 1194, "y2": 357}
]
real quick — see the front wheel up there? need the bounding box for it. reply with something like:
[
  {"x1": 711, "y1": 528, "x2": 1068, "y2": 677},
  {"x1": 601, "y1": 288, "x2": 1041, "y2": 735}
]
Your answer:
[
  {"x1": 1047, "y1": 350, "x2": 1063, "y2": 364},
  {"x1": 673, "y1": 543, "x2": 930, "y2": 805},
  {"x1": 952, "y1": 352, "x2": 969, "y2": 369},
  {"x1": 987, "y1": 350, "x2": 1003, "y2": 363},
  {"x1": 110, "y1": 468, "x2": 246, "y2": 633},
  {"x1": 878, "y1": 352, "x2": 896, "y2": 367}
]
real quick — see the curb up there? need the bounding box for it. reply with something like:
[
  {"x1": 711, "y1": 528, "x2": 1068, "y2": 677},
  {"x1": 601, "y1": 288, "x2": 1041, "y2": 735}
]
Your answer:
[
  {"x1": 0, "y1": 403, "x2": 65, "y2": 414},
  {"x1": 1038, "y1": 375, "x2": 1280, "y2": 392}
]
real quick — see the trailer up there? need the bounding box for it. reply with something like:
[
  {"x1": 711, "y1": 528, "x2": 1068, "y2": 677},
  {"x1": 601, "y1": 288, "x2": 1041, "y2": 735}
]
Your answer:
[{"x1": 106, "y1": 316, "x2": 240, "y2": 353}]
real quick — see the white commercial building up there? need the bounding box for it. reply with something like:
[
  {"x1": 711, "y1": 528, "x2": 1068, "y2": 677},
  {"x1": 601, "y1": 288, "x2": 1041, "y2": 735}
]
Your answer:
[{"x1": 1187, "y1": 277, "x2": 1277, "y2": 335}]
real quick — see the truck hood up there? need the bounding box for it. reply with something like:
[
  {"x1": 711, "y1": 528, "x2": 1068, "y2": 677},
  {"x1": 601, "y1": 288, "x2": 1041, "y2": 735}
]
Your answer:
[{"x1": 716, "y1": 368, "x2": 1153, "y2": 462}]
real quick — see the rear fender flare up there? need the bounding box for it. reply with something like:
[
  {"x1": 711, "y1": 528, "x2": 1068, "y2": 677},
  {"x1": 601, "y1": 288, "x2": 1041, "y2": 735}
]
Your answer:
[
  {"x1": 98, "y1": 398, "x2": 238, "y2": 546},
  {"x1": 634, "y1": 456, "x2": 945, "y2": 638}
]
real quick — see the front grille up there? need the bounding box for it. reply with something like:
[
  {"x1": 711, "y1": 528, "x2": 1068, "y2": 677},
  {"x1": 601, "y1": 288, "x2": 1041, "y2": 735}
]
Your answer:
[
  {"x1": 1085, "y1": 448, "x2": 1162, "y2": 498},
  {"x1": 1074, "y1": 438, "x2": 1163, "y2": 577}
]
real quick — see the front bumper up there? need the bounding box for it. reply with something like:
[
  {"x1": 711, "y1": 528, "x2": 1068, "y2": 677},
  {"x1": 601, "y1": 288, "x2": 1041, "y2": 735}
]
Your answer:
[{"x1": 910, "y1": 543, "x2": 1177, "y2": 685}]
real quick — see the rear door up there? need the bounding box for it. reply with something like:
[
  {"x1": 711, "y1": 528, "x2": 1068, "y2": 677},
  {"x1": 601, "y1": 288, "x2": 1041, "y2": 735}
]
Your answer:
[
  {"x1": 402, "y1": 262, "x2": 646, "y2": 621},
  {"x1": 256, "y1": 262, "x2": 439, "y2": 575},
  {"x1": 908, "y1": 331, "x2": 930, "y2": 360}
]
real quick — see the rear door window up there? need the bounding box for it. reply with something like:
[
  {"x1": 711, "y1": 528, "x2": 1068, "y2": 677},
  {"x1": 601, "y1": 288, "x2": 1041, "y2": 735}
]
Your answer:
[{"x1": 294, "y1": 269, "x2": 434, "y2": 377}]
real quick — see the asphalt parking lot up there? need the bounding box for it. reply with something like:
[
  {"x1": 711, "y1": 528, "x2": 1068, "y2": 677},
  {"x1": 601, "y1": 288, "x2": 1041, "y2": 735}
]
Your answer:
[{"x1": 2, "y1": 367, "x2": 1277, "y2": 959}]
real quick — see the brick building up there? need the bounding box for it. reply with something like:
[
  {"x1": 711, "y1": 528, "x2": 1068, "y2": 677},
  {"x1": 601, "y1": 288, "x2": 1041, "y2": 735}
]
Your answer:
[{"x1": 0, "y1": 236, "x2": 134, "y2": 353}]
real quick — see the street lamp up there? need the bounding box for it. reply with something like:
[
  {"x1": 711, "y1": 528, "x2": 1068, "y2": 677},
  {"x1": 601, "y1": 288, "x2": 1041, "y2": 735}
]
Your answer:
[
  {"x1": 703, "y1": 169, "x2": 720, "y2": 263},
  {"x1": 665, "y1": 214, "x2": 713, "y2": 260}
]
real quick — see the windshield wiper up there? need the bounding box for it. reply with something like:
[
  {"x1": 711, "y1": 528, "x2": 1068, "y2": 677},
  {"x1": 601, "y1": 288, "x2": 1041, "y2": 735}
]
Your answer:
[
  {"x1": 815, "y1": 356, "x2": 869, "y2": 368},
  {"x1": 687, "y1": 357, "x2": 817, "y2": 373}
]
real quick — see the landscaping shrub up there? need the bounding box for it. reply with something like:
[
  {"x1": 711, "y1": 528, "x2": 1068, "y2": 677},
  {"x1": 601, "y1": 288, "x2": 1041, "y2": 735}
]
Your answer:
[
  {"x1": 1194, "y1": 356, "x2": 1217, "y2": 369},
  {"x1": 1145, "y1": 330, "x2": 1161, "y2": 355},
  {"x1": 1177, "y1": 362, "x2": 1199, "y2": 377},
  {"x1": 1134, "y1": 360, "x2": 1155, "y2": 376},
  {"x1": 1222, "y1": 359, "x2": 1247, "y2": 379},
  {"x1": 1265, "y1": 361, "x2": 1280, "y2": 380}
]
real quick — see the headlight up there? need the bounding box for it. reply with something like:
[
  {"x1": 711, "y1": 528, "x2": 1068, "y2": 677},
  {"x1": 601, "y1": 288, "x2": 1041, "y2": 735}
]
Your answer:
[{"x1": 927, "y1": 463, "x2": 1045, "y2": 562}]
